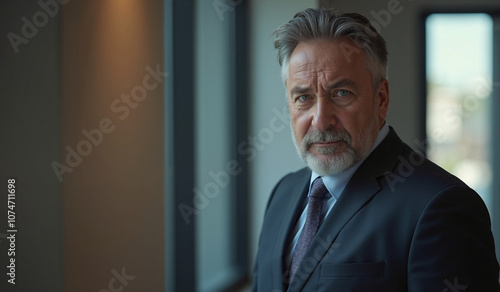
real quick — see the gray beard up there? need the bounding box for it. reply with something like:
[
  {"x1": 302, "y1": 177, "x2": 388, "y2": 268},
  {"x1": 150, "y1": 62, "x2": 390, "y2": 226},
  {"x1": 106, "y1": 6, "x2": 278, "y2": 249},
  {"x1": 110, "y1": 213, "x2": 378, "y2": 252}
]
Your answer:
[{"x1": 292, "y1": 123, "x2": 377, "y2": 176}]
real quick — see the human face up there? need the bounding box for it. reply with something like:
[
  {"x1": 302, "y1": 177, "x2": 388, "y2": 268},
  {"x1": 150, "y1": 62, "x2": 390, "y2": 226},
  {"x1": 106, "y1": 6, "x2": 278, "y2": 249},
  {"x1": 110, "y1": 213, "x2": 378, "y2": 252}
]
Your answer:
[{"x1": 286, "y1": 38, "x2": 389, "y2": 175}]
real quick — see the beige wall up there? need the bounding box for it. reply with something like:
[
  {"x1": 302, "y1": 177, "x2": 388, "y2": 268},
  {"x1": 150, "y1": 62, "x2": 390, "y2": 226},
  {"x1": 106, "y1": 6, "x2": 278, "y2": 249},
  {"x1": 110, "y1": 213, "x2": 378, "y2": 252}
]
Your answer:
[{"x1": 61, "y1": 1, "x2": 164, "y2": 291}]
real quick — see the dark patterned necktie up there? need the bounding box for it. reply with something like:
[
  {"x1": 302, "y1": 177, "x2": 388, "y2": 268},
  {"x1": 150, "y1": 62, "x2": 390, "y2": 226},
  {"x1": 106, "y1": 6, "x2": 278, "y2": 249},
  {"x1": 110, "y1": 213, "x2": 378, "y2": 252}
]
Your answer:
[{"x1": 289, "y1": 177, "x2": 329, "y2": 281}]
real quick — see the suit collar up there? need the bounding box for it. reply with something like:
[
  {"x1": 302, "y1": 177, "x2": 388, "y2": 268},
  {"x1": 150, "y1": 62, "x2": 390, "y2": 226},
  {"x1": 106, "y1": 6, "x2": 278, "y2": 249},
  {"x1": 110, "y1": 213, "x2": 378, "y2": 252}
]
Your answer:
[
  {"x1": 352, "y1": 126, "x2": 405, "y2": 180},
  {"x1": 287, "y1": 127, "x2": 405, "y2": 291}
]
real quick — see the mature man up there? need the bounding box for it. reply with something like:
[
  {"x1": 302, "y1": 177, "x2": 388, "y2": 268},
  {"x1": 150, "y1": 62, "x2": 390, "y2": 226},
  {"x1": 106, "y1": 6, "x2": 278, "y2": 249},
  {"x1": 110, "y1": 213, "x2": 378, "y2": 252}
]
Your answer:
[{"x1": 252, "y1": 8, "x2": 500, "y2": 291}]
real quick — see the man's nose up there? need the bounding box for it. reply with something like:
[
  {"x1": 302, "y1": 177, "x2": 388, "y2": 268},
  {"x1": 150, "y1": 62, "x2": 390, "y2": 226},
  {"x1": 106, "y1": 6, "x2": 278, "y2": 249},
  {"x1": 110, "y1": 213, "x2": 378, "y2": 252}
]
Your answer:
[{"x1": 311, "y1": 97, "x2": 336, "y2": 131}]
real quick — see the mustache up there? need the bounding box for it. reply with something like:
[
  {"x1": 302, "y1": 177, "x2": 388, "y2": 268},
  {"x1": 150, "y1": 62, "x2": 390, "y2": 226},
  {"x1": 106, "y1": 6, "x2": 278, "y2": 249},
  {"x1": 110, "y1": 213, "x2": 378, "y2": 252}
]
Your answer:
[{"x1": 302, "y1": 129, "x2": 352, "y2": 148}]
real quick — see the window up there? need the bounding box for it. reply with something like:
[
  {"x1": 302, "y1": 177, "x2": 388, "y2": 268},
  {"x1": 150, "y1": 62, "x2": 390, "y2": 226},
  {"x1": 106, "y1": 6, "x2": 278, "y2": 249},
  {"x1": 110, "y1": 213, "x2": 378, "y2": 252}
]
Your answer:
[
  {"x1": 165, "y1": 0, "x2": 249, "y2": 291},
  {"x1": 426, "y1": 13, "x2": 494, "y2": 210}
]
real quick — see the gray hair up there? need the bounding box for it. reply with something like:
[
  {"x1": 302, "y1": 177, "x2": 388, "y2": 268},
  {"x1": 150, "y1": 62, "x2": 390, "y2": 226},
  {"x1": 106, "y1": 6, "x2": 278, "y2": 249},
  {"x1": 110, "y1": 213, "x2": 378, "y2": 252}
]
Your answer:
[{"x1": 273, "y1": 8, "x2": 388, "y2": 89}]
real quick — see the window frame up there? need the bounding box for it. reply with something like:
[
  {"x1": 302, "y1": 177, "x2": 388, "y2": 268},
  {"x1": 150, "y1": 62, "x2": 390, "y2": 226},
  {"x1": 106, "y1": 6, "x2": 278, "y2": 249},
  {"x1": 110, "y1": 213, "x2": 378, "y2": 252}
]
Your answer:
[{"x1": 165, "y1": 0, "x2": 250, "y2": 291}]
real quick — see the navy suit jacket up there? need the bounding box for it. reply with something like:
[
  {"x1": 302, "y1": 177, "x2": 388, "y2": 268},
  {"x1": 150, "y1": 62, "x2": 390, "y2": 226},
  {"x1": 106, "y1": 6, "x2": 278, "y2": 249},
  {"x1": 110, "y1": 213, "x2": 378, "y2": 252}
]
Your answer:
[{"x1": 252, "y1": 128, "x2": 500, "y2": 291}]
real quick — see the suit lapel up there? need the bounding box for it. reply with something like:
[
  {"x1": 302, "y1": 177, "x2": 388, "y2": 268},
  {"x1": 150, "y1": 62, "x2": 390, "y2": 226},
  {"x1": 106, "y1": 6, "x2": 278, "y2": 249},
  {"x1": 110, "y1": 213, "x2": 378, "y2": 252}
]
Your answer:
[
  {"x1": 272, "y1": 169, "x2": 310, "y2": 290},
  {"x1": 288, "y1": 127, "x2": 405, "y2": 291},
  {"x1": 288, "y1": 175, "x2": 382, "y2": 291}
]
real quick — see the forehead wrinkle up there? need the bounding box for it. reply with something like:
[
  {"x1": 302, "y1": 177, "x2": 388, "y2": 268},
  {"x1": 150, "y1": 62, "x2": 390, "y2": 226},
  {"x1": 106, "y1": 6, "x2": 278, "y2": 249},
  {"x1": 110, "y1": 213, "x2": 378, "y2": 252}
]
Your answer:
[
  {"x1": 295, "y1": 69, "x2": 343, "y2": 97},
  {"x1": 291, "y1": 64, "x2": 339, "y2": 85},
  {"x1": 289, "y1": 43, "x2": 357, "y2": 95}
]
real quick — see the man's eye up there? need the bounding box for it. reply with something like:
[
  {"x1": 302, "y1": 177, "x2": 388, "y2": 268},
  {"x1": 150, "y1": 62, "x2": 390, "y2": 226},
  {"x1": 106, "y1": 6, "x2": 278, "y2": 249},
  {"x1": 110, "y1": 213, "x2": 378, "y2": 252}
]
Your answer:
[
  {"x1": 336, "y1": 90, "x2": 350, "y2": 97},
  {"x1": 297, "y1": 95, "x2": 310, "y2": 102}
]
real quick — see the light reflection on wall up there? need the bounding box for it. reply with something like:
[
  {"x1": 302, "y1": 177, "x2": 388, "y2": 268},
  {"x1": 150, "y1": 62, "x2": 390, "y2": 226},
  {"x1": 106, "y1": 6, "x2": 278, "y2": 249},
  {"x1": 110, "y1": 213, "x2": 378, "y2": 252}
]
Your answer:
[{"x1": 61, "y1": 1, "x2": 164, "y2": 291}]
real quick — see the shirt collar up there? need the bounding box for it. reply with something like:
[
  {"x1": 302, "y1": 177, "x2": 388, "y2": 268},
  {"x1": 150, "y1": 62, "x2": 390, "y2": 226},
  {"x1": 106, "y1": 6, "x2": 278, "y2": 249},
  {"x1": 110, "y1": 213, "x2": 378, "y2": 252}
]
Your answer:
[{"x1": 309, "y1": 122, "x2": 390, "y2": 200}]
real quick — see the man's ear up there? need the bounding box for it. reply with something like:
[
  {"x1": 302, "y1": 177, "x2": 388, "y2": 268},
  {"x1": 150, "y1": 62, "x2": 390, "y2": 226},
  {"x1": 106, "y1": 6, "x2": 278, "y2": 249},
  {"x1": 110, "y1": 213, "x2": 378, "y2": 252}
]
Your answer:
[{"x1": 376, "y1": 79, "x2": 390, "y2": 121}]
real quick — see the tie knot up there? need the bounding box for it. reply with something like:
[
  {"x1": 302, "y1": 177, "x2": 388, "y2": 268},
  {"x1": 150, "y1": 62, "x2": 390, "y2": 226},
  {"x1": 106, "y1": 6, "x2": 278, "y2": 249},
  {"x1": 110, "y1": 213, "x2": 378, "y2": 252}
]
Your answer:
[{"x1": 310, "y1": 177, "x2": 329, "y2": 199}]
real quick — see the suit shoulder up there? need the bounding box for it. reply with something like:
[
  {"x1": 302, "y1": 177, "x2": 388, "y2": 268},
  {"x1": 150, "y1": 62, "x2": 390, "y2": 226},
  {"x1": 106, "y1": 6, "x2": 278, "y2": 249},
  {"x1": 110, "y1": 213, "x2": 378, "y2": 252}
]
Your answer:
[
  {"x1": 274, "y1": 167, "x2": 310, "y2": 192},
  {"x1": 377, "y1": 128, "x2": 469, "y2": 191},
  {"x1": 265, "y1": 167, "x2": 309, "y2": 209},
  {"x1": 281, "y1": 167, "x2": 310, "y2": 182},
  {"x1": 389, "y1": 143, "x2": 478, "y2": 199},
  {"x1": 402, "y1": 144, "x2": 467, "y2": 186}
]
